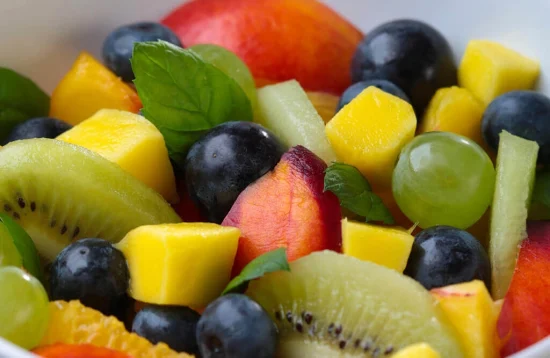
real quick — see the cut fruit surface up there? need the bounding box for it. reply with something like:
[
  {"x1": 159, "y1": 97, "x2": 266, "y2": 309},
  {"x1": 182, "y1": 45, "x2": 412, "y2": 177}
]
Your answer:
[
  {"x1": 489, "y1": 131, "x2": 538, "y2": 299},
  {"x1": 306, "y1": 91, "x2": 339, "y2": 124},
  {"x1": 458, "y1": 40, "x2": 540, "y2": 106},
  {"x1": 116, "y1": 223, "x2": 240, "y2": 308},
  {"x1": 33, "y1": 344, "x2": 132, "y2": 358},
  {"x1": 57, "y1": 109, "x2": 178, "y2": 203},
  {"x1": 420, "y1": 86, "x2": 485, "y2": 146},
  {"x1": 497, "y1": 221, "x2": 550, "y2": 356},
  {"x1": 222, "y1": 146, "x2": 341, "y2": 275},
  {"x1": 246, "y1": 251, "x2": 464, "y2": 358},
  {"x1": 431, "y1": 280, "x2": 497, "y2": 358},
  {"x1": 341, "y1": 218, "x2": 413, "y2": 273},
  {"x1": 256, "y1": 80, "x2": 337, "y2": 163},
  {"x1": 392, "y1": 343, "x2": 441, "y2": 358},
  {"x1": 0, "y1": 139, "x2": 180, "y2": 261},
  {"x1": 39, "y1": 300, "x2": 190, "y2": 358},
  {"x1": 50, "y1": 52, "x2": 141, "y2": 126},
  {"x1": 326, "y1": 86, "x2": 416, "y2": 189}
]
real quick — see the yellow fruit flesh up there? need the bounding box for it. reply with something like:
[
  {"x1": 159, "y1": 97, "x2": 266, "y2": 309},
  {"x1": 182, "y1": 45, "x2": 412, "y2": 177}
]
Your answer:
[
  {"x1": 57, "y1": 109, "x2": 177, "y2": 203},
  {"x1": 342, "y1": 218, "x2": 413, "y2": 273},
  {"x1": 431, "y1": 280, "x2": 497, "y2": 358},
  {"x1": 325, "y1": 86, "x2": 416, "y2": 189},
  {"x1": 40, "y1": 300, "x2": 190, "y2": 358},
  {"x1": 420, "y1": 86, "x2": 485, "y2": 145},
  {"x1": 50, "y1": 52, "x2": 141, "y2": 125},
  {"x1": 117, "y1": 223, "x2": 240, "y2": 308},
  {"x1": 392, "y1": 343, "x2": 441, "y2": 358},
  {"x1": 458, "y1": 40, "x2": 540, "y2": 106},
  {"x1": 306, "y1": 91, "x2": 339, "y2": 124}
]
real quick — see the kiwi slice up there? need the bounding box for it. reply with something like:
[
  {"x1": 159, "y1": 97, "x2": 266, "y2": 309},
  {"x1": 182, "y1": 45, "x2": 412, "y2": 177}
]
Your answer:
[
  {"x1": 490, "y1": 131, "x2": 539, "y2": 299},
  {"x1": 246, "y1": 250, "x2": 464, "y2": 357},
  {"x1": 0, "y1": 139, "x2": 181, "y2": 261}
]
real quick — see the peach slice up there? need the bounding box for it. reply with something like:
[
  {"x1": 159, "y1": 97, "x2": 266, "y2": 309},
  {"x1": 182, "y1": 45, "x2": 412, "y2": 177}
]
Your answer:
[
  {"x1": 162, "y1": 0, "x2": 363, "y2": 95},
  {"x1": 497, "y1": 221, "x2": 550, "y2": 356},
  {"x1": 222, "y1": 146, "x2": 341, "y2": 275}
]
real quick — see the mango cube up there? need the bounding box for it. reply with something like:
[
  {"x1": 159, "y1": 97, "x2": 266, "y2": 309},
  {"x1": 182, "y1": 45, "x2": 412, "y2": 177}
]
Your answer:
[
  {"x1": 342, "y1": 218, "x2": 414, "y2": 272},
  {"x1": 392, "y1": 343, "x2": 441, "y2": 358},
  {"x1": 431, "y1": 280, "x2": 497, "y2": 358},
  {"x1": 325, "y1": 86, "x2": 416, "y2": 189},
  {"x1": 57, "y1": 109, "x2": 177, "y2": 202},
  {"x1": 420, "y1": 86, "x2": 485, "y2": 145},
  {"x1": 116, "y1": 223, "x2": 240, "y2": 308},
  {"x1": 458, "y1": 40, "x2": 540, "y2": 106},
  {"x1": 50, "y1": 52, "x2": 141, "y2": 125}
]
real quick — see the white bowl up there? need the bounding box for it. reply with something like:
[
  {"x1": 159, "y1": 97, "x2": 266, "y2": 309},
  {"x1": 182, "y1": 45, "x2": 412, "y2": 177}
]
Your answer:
[{"x1": 0, "y1": 0, "x2": 549, "y2": 357}]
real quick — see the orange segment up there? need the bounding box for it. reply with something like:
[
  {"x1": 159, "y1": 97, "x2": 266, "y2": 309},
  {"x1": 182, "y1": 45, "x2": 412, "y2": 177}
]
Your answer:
[{"x1": 39, "y1": 301, "x2": 191, "y2": 358}]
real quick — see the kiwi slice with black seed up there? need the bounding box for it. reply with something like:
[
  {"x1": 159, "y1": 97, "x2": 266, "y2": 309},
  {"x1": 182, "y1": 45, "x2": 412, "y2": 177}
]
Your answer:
[
  {"x1": 0, "y1": 138, "x2": 181, "y2": 261},
  {"x1": 246, "y1": 250, "x2": 464, "y2": 358}
]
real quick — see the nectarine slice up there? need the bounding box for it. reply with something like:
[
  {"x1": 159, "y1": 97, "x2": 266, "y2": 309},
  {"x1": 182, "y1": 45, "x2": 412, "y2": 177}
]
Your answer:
[
  {"x1": 497, "y1": 221, "x2": 550, "y2": 356},
  {"x1": 162, "y1": 0, "x2": 363, "y2": 95},
  {"x1": 222, "y1": 146, "x2": 341, "y2": 275}
]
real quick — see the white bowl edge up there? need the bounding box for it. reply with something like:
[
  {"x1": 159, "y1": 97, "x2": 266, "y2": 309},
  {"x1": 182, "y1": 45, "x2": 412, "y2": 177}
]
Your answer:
[{"x1": 0, "y1": 0, "x2": 550, "y2": 357}]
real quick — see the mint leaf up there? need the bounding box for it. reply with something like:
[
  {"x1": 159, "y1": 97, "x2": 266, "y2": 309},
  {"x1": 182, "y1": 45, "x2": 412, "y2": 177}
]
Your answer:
[
  {"x1": 0, "y1": 68, "x2": 49, "y2": 142},
  {"x1": 324, "y1": 163, "x2": 395, "y2": 225},
  {"x1": 132, "y1": 41, "x2": 253, "y2": 164},
  {"x1": 222, "y1": 248, "x2": 290, "y2": 295}
]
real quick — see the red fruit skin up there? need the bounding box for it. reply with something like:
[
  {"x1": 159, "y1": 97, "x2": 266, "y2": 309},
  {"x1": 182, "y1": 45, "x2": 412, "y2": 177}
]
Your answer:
[
  {"x1": 498, "y1": 221, "x2": 550, "y2": 356},
  {"x1": 162, "y1": 0, "x2": 363, "y2": 95},
  {"x1": 172, "y1": 180, "x2": 205, "y2": 222},
  {"x1": 33, "y1": 344, "x2": 131, "y2": 358},
  {"x1": 222, "y1": 146, "x2": 342, "y2": 276}
]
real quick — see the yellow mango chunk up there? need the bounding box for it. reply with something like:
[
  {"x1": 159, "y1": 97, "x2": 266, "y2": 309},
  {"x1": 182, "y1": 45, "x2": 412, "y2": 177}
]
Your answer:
[
  {"x1": 116, "y1": 223, "x2": 240, "y2": 308},
  {"x1": 392, "y1": 343, "x2": 441, "y2": 358},
  {"x1": 325, "y1": 86, "x2": 416, "y2": 189},
  {"x1": 57, "y1": 109, "x2": 177, "y2": 203},
  {"x1": 431, "y1": 280, "x2": 497, "y2": 358},
  {"x1": 458, "y1": 40, "x2": 540, "y2": 106},
  {"x1": 420, "y1": 86, "x2": 485, "y2": 145},
  {"x1": 342, "y1": 218, "x2": 414, "y2": 272},
  {"x1": 50, "y1": 52, "x2": 142, "y2": 125}
]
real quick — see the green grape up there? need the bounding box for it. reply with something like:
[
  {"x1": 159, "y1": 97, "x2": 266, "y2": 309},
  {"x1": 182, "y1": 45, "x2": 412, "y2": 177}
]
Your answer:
[
  {"x1": 0, "y1": 223, "x2": 22, "y2": 267},
  {"x1": 190, "y1": 44, "x2": 257, "y2": 110},
  {"x1": 0, "y1": 266, "x2": 49, "y2": 349},
  {"x1": 392, "y1": 132, "x2": 495, "y2": 229}
]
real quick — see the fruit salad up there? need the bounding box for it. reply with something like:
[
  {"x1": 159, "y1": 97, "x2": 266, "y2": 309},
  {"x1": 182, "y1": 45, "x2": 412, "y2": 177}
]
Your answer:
[{"x1": 1, "y1": 0, "x2": 550, "y2": 357}]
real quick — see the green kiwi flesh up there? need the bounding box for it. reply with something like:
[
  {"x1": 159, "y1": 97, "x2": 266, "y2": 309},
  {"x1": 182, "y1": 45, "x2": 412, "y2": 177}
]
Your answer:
[
  {"x1": 0, "y1": 138, "x2": 181, "y2": 261},
  {"x1": 246, "y1": 250, "x2": 464, "y2": 358}
]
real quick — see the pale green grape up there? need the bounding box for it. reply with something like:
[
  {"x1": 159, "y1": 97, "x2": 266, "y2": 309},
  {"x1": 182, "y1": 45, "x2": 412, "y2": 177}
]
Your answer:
[
  {"x1": 0, "y1": 266, "x2": 49, "y2": 349},
  {"x1": 190, "y1": 44, "x2": 257, "y2": 110},
  {"x1": 392, "y1": 132, "x2": 495, "y2": 229},
  {"x1": 0, "y1": 223, "x2": 22, "y2": 267}
]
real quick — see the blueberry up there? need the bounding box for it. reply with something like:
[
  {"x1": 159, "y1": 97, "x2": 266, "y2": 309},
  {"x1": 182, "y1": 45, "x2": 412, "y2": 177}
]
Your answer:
[
  {"x1": 3, "y1": 117, "x2": 71, "y2": 145},
  {"x1": 185, "y1": 121, "x2": 287, "y2": 223},
  {"x1": 132, "y1": 305, "x2": 200, "y2": 355},
  {"x1": 49, "y1": 238, "x2": 129, "y2": 316},
  {"x1": 351, "y1": 19, "x2": 457, "y2": 116},
  {"x1": 196, "y1": 294, "x2": 277, "y2": 358},
  {"x1": 336, "y1": 80, "x2": 410, "y2": 113},
  {"x1": 404, "y1": 226, "x2": 491, "y2": 290},
  {"x1": 102, "y1": 22, "x2": 182, "y2": 82},
  {"x1": 482, "y1": 91, "x2": 550, "y2": 165}
]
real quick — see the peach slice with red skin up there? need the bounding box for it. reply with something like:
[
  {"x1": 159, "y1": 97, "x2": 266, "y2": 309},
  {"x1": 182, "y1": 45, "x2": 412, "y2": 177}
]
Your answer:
[
  {"x1": 162, "y1": 0, "x2": 363, "y2": 95},
  {"x1": 497, "y1": 221, "x2": 550, "y2": 356},
  {"x1": 222, "y1": 145, "x2": 341, "y2": 275}
]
